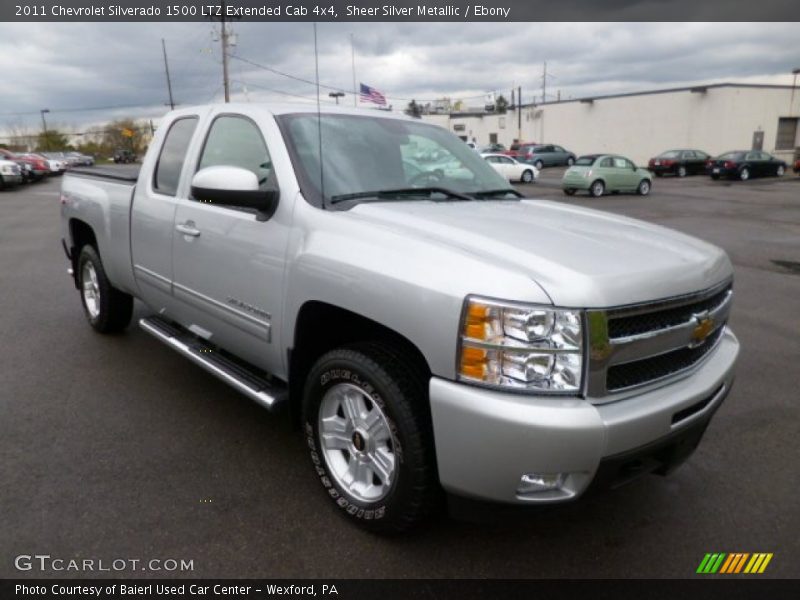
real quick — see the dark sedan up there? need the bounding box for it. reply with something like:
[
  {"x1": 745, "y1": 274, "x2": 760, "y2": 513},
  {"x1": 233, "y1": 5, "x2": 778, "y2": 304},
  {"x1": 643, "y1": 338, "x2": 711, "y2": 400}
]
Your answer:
[
  {"x1": 707, "y1": 150, "x2": 787, "y2": 181},
  {"x1": 648, "y1": 149, "x2": 710, "y2": 177}
]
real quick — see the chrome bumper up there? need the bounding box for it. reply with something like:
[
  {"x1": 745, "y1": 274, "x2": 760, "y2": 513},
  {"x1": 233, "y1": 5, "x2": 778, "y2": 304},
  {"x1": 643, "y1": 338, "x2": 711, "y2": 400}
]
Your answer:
[{"x1": 429, "y1": 327, "x2": 739, "y2": 504}]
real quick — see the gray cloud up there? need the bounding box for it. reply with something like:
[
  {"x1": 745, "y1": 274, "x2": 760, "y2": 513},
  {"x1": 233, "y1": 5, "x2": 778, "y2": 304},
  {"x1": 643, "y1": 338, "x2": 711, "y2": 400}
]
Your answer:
[{"x1": 0, "y1": 22, "x2": 798, "y2": 136}]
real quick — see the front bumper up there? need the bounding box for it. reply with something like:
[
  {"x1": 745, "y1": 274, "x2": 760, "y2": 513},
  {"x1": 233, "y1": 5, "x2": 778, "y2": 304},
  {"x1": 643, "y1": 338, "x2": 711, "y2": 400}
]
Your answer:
[
  {"x1": 1, "y1": 173, "x2": 23, "y2": 185},
  {"x1": 430, "y1": 327, "x2": 739, "y2": 504}
]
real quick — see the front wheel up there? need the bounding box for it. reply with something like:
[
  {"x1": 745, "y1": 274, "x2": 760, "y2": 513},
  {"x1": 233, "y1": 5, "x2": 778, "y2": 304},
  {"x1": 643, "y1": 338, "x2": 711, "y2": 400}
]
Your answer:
[
  {"x1": 589, "y1": 180, "x2": 605, "y2": 197},
  {"x1": 637, "y1": 179, "x2": 652, "y2": 196},
  {"x1": 677, "y1": 166, "x2": 687, "y2": 178},
  {"x1": 521, "y1": 169, "x2": 534, "y2": 183},
  {"x1": 77, "y1": 245, "x2": 133, "y2": 333},
  {"x1": 739, "y1": 167, "x2": 750, "y2": 181},
  {"x1": 566, "y1": 157, "x2": 575, "y2": 167},
  {"x1": 776, "y1": 165, "x2": 785, "y2": 177},
  {"x1": 303, "y1": 344, "x2": 438, "y2": 533}
]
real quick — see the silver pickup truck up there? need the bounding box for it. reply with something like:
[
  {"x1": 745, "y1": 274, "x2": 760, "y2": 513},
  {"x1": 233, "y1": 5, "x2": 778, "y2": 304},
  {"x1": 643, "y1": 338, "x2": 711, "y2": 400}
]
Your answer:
[{"x1": 60, "y1": 104, "x2": 739, "y2": 532}]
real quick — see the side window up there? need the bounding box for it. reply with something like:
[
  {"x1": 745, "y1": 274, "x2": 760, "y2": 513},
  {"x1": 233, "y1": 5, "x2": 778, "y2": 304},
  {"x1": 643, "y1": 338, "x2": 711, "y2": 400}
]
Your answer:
[
  {"x1": 683, "y1": 151, "x2": 696, "y2": 159},
  {"x1": 485, "y1": 156, "x2": 498, "y2": 164},
  {"x1": 613, "y1": 157, "x2": 628, "y2": 168},
  {"x1": 197, "y1": 115, "x2": 272, "y2": 191},
  {"x1": 599, "y1": 157, "x2": 614, "y2": 168},
  {"x1": 554, "y1": 146, "x2": 564, "y2": 153},
  {"x1": 153, "y1": 117, "x2": 199, "y2": 196},
  {"x1": 745, "y1": 152, "x2": 758, "y2": 161},
  {"x1": 758, "y1": 152, "x2": 771, "y2": 161},
  {"x1": 500, "y1": 157, "x2": 514, "y2": 165}
]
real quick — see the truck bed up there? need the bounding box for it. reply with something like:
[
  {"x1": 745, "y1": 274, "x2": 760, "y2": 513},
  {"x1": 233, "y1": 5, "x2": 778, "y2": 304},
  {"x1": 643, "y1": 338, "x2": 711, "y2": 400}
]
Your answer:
[{"x1": 68, "y1": 166, "x2": 140, "y2": 183}]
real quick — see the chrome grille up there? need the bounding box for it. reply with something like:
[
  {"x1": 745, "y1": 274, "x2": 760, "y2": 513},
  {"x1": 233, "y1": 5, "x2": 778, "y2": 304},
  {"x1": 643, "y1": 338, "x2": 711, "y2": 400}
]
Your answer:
[{"x1": 587, "y1": 280, "x2": 732, "y2": 398}]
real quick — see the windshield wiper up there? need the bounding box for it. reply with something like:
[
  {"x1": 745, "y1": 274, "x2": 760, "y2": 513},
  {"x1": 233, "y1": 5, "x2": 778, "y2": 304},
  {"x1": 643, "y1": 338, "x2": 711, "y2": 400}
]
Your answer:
[
  {"x1": 329, "y1": 186, "x2": 474, "y2": 205},
  {"x1": 469, "y1": 188, "x2": 523, "y2": 199}
]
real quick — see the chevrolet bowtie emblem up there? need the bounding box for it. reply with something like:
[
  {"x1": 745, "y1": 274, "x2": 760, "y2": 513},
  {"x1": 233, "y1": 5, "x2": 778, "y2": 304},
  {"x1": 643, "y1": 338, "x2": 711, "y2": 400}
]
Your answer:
[{"x1": 691, "y1": 315, "x2": 716, "y2": 346}]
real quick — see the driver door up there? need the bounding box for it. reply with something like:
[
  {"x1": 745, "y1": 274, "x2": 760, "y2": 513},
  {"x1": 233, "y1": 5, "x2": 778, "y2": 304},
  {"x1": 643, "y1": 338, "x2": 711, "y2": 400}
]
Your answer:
[{"x1": 170, "y1": 113, "x2": 289, "y2": 373}]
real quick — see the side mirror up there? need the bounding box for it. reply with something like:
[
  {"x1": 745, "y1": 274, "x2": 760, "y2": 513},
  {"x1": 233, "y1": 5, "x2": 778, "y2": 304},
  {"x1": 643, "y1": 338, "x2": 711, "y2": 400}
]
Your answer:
[{"x1": 191, "y1": 165, "x2": 278, "y2": 219}]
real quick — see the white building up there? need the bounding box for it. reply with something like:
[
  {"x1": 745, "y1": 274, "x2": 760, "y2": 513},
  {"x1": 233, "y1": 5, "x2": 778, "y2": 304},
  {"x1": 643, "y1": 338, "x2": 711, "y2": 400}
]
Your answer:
[{"x1": 422, "y1": 83, "x2": 800, "y2": 165}]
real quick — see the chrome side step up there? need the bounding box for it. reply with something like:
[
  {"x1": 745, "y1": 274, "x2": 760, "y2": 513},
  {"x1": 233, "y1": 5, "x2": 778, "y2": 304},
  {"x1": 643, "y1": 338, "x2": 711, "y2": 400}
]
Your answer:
[{"x1": 139, "y1": 316, "x2": 286, "y2": 412}]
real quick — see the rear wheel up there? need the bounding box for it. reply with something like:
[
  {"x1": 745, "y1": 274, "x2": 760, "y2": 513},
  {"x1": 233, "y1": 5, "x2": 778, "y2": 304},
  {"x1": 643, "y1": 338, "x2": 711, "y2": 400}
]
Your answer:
[
  {"x1": 563, "y1": 188, "x2": 576, "y2": 196},
  {"x1": 566, "y1": 157, "x2": 575, "y2": 167},
  {"x1": 711, "y1": 174, "x2": 720, "y2": 180},
  {"x1": 303, "y1": 343, "x2": 438, "y2": 533},
  {"x1": 589, "y1": 180, "x2": 605, "y2": 197},
  {"x1": 739, "y1": 167, "x2": 750, "y2": 181},
  {"x1": 77, "y1": 245, "x2": 133, "y2": 333},
  {"x1": 776, "y1": 165, "x2": 785, "y2": 177},
  {"x1": 677, "y1": 166, "x2": 687, "y2": 178},
  {"x1": 534, "y1": 160, "x2": 544, "y2": 170},
  {"x1": 521, "y1": 169, "x2": 534, "y2": 183},
  {"x1": 637, "y1": 179, "x2": 651, "y2": 196}
]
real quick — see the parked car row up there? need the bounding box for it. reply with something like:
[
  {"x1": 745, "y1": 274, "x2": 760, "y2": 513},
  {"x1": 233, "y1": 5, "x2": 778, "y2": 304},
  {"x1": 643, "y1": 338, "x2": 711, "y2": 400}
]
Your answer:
[
  {"x1": 0, "y1": 149, "x2": 95, "y2": 191},
  {"x1": 649, "y1": 147, "x2": 790, "y2": 181}
]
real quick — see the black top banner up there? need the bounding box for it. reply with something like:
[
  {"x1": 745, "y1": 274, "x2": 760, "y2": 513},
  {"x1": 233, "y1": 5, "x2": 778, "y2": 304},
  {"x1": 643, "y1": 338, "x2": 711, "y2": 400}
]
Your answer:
[{"x1": 3, "y1": 0, "x2": 799, "y2": 22}]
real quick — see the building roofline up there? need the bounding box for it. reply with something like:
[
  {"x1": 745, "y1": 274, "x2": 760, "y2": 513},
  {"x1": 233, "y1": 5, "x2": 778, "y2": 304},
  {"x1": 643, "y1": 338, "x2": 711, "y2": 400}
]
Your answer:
[{"x1": 439, "y1": 82, "x2": 798, "y2": 116}]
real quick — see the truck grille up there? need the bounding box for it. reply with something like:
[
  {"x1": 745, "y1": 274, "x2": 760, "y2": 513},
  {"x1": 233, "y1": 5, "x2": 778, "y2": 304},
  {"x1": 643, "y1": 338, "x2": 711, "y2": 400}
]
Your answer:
[{"x1": 587, "y1": 281, "x2": 732, "y2": 398}]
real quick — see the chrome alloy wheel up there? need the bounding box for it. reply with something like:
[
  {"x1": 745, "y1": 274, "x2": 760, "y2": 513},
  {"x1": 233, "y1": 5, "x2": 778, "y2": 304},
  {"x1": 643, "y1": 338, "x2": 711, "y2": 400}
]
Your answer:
[
  {"x1": 318, "y1": 382, "x2": 396, "y2": 503},
  {"x1": 81, "y1": 261, "x2": 101, "y2": 319}
]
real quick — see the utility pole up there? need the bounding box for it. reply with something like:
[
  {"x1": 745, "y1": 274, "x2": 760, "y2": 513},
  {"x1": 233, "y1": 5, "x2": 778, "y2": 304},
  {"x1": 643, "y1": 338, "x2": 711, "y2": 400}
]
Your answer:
[
  {"x1": 791, "y1": 68, "x2": 800, "y2": 116},
  {"x1": 221, "y1": 4, "x2": 231, "y2": 103},
  {"x1": 161, "y1": 38, "x2": 175, "y2": 110},
  {"x1": 517, "y1": 86, "x2": 522, "y2": 141},
  {"x1": 40, "y1": 109, "x2": 50, "y2": 151},
  {"x1": 350, "y1": 33, "x2": 357, "y2": 107}
]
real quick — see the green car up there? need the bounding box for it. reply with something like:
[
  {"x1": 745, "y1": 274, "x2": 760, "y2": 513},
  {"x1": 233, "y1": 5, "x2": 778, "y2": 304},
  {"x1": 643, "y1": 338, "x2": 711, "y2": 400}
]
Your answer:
[{"x1": 562, "y1": 154, "x2": 653, "y2": 197}]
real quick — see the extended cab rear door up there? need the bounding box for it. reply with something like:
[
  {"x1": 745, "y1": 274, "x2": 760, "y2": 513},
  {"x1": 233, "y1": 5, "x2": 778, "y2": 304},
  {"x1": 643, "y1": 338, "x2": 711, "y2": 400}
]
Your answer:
[
  {"x1": 130, "y1": 114, "x2": 201, "y2": 313},
  {"x1": 170, "y1": 111, "x2": 290, "y2": 374}
]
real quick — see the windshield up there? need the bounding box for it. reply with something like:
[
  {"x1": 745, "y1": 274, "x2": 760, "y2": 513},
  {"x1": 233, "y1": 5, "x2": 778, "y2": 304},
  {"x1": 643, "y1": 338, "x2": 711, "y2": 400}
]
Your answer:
[
  {"x1": 277, "y1": 113, "x2": 512, "y2": 207},
  {"x1": 574, "y1": 156, "x2": 597, "y2": 166}
]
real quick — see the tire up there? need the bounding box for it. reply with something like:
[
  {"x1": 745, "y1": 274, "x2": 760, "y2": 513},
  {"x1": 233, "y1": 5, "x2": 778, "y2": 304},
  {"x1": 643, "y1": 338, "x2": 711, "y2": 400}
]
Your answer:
[
  {"x1": 711, "y1": 174, "x2": 720, "y2": 180},
  {"x1": 521, "y1": 169, "x2": 534, "y2": 183},
  {"x1": 534, "y1": 160, "x2": 544, "y2": 170},
  {"x1": 677, "y1": 166, "x2": 687, "y2": 178},
  {"x1": 566, "y1": 156, "x2": 575, "y2": 167},
  {"x1": 77, "y1": 245, "x2": 133, "y2": 333},
  {"x1": 776, "y1": 165, "x2": 785, "y2": 177},
  {"x1": 563, "y1": 188, "x2": 576, "y2": 196},
  {"x1": 654, "y1": 172, "x2": 663, "y2": 178},
  {"x1": 637, "y1": 179, "x2": 651, "y2": 196},
  {"x1": 302, "y1": 343, "x2": 438, "y2": 533},
  {"x1": 739, "y1": 167, "x2": 750, "y2": 181},
  {"x1": 589, "y1": 180, "x2": 605, "y2": 197}
]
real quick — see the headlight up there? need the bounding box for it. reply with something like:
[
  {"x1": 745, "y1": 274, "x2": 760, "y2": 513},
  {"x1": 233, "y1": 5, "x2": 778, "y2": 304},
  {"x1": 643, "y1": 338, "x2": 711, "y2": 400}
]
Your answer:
[
  {"x1": 1, "y1": 166, "x2": 14, "y2": 175},
  {"x1": 458, "y1": 297, "x2": 584, "y2": 393}
]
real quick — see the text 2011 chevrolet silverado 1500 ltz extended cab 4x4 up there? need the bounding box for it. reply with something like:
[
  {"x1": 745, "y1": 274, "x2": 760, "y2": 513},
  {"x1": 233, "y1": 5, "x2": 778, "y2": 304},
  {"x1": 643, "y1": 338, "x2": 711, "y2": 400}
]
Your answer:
[{"x1": 60, "y1": 104, "x2": 739, "y2": 532}]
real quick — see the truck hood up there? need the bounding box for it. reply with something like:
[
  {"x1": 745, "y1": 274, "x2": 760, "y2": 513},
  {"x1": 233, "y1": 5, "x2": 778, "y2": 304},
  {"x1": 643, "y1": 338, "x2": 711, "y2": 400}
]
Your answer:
[{"x1": 348, "y1": 199, "x2": 731, "y2": 307}]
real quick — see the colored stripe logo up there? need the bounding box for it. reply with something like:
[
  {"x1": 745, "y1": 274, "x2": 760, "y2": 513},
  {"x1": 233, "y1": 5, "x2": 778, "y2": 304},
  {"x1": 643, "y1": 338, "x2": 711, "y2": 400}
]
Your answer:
[{"x1": 696, "y1": 553, "x2": 773, "y2": 574}]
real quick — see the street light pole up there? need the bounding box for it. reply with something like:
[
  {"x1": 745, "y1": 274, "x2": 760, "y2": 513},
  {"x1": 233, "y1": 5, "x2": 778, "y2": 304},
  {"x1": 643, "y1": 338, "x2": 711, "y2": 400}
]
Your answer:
[
  {"x1": 791, "y1": 68, "x2": 800, "y2": 116},
  {"x1": 40, "y1": 109, "x2": 50, "y2": 151}
]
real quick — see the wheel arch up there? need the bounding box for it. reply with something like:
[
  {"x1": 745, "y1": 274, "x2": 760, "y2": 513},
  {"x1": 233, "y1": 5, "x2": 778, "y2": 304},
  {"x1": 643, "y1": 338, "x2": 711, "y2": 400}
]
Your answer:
[
  {"x1": 68, "y1": 218, "x2": 98, "y2": 289},
  {"x1": 287, "y1": 301, "x2": 432, "y2": 426}
]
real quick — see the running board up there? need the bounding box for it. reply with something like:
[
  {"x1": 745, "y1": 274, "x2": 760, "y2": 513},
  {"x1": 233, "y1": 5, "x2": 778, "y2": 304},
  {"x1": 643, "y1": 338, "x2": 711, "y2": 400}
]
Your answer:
[{"x1": 139, "y1": 316, "x2": 286, "y2": 412}]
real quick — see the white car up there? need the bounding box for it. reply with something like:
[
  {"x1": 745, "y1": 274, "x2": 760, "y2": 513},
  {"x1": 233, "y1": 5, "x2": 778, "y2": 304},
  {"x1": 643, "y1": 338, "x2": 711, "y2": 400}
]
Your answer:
[{"x1": 481, "y1": 153, "x2": 538, "y2": 183}]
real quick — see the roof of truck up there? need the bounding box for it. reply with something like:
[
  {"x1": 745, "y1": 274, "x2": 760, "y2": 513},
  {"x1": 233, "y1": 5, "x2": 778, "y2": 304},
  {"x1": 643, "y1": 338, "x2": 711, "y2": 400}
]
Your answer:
[{"x1": 169, "y1": 102, "x2": 412, "y2": 120}]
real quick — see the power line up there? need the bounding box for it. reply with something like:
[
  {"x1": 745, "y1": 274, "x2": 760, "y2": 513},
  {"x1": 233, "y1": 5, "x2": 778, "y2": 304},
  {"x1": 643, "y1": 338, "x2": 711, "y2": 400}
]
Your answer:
[{"x1": 230, "y1": 54, "x2": 498, "y2": 104}]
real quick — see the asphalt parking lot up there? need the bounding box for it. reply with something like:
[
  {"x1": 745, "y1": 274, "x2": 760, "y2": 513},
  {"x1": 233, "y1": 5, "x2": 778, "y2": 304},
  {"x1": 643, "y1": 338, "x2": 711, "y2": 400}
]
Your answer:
[{"x1": 1, "y1": 169, "x2": 799, "y2": 579}]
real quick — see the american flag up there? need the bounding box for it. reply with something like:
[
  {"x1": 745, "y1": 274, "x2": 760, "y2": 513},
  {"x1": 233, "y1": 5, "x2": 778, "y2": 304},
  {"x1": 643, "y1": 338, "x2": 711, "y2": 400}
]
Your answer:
[{"x1": 359, "y1": 83, "x2": 387, "y2": 106}]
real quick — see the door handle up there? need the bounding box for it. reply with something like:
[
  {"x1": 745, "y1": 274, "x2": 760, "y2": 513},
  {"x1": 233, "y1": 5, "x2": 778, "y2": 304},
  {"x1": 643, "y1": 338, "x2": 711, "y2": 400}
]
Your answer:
[{"x1": 176, "y1": 222, "x2": 201, "y2": 237}]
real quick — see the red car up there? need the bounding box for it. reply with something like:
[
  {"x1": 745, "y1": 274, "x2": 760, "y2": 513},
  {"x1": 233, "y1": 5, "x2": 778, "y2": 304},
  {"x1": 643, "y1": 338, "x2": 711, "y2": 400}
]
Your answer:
[
  {"x1": 794, "y1": 158, "x2": 800, "y2": 175},
  {"x1": 0, "y1": 148, "x2": 47, "y2": 182},
  {"x1": 504, "y1": 141, "x2": 536, "y2": 160}
]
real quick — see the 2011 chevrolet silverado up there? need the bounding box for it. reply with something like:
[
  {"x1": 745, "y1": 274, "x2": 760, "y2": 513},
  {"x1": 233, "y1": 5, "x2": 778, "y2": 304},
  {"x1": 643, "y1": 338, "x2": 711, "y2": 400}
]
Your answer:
[{"x1": 60, "y1": 104, "x2": 739, "y2": 532}]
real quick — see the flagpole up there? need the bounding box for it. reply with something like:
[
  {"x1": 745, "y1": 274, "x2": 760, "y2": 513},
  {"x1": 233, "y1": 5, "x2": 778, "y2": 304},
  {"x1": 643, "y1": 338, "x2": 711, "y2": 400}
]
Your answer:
[{"x1": 350, "y1": 33, "x2": 357, "y2": 107}]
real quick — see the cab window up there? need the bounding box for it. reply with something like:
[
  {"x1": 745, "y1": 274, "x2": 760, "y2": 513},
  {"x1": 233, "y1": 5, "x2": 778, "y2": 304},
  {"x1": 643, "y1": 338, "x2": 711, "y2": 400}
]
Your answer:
[
  {"x1": 197, "y1": 115, "x2": 273, "y2": 191},
  {"x1": 153, "y1": 117, "x2": 198, "y2": 196}
]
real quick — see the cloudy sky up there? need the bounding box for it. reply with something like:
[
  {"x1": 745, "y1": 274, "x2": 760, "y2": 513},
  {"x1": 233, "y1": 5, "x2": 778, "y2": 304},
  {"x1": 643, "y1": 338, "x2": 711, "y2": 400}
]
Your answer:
[{"x1": 1, "y1": 21, "x2": 799, "y2": 138}]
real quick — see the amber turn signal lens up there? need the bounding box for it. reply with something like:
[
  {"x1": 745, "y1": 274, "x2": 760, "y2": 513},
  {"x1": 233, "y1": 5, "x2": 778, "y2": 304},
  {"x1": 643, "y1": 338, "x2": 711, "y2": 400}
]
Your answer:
[{"x1": 459, "y1": 346, "x2": 487, "y2": 379}]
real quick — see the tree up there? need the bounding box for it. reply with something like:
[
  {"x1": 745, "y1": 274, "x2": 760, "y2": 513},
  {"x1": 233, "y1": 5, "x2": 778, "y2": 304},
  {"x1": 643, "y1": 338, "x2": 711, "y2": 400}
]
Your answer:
[
  {"x1": 36, "y1": 129, "x2": 70, "y2": 152},
  {"x1": 495, "y1": 94, "x2": 509, "y2": 114},
  {"x1": 405, "y1": 100, "x2": 422, "y2": 118},
  {"x1": 102, "y1": 119, "x2": 147, "y2": 156}
]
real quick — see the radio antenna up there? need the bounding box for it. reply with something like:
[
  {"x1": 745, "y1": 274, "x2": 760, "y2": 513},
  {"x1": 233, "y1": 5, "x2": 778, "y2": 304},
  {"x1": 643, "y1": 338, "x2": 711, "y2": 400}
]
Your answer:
[{"x1": 313, "y1": 22, "x2": 325, "y2": 205}]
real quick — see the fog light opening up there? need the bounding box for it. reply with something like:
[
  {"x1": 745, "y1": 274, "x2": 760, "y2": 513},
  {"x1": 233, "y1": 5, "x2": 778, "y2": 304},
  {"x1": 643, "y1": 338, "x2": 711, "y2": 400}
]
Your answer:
[{"x1": 517, "y1": 472, "x2": 567, "y2": 495}]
